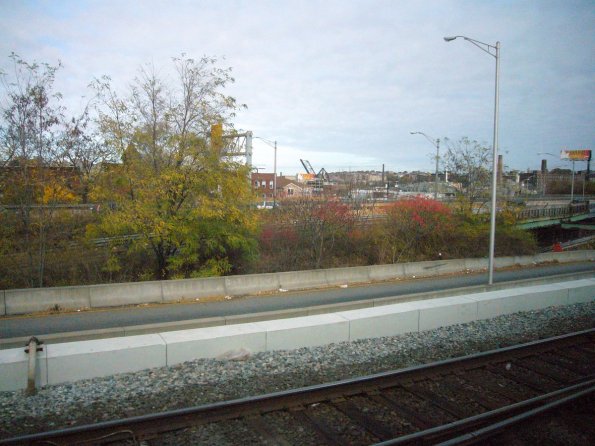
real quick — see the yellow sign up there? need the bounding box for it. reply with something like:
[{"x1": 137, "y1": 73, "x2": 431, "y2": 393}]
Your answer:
[{"x1": 210, "y1": 123, "x2": 223, "y2": 153}]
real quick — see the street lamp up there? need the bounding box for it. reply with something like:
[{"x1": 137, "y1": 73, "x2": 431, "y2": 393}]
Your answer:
[
  {"x1": 444, "y1": 35, "x2": 500, "y2": 286},
  {"x1": 410, "y1": 132, "x2": 440, "y2": 199},
  {"x1": 254, "y1": 137, "x2": 278, "y2": 207}
]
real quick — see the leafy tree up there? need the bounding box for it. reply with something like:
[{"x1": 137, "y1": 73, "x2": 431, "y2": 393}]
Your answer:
[
  {"x1": 260, "y1": 197, "x2": 355, "y2": 270},
  {"x1": 89, "y1": 56, "x2": 256, "y2": 280},
  {"x1": 376, "y1": 196, "x2": 454, "y2": 263}
]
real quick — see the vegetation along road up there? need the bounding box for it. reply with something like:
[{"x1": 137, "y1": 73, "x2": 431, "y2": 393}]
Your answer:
[{"x1": 1, "y1": 262, "x2": 592, "y2": 340}]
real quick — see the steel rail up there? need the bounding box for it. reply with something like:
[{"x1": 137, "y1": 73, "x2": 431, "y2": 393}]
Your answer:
[
  {"x1": 1, "y1": 328, "x2": 593, "y2": 446},
  {"x1": 374, "y1": 379, "x2": 595, "y2": 445},
  {"x1": 437, "y1": 385, "x2": 594, "y2": 446}
]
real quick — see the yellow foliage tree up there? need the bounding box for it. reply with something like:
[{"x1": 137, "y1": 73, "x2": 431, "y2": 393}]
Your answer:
[{"x1": 89, "y1": 56, "x2": 257, "y2": 280}]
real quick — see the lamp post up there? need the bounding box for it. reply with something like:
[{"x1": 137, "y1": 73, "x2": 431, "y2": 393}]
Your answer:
[
  {"x1": 254, "y1": 137, "x2": 278, "y2": 207},
  {"x1": 444, "y1": 35, "x2": 500, "y2": 286},
  {"x1": 410, "y1": 132, "x2": 440, "y2": 199}
]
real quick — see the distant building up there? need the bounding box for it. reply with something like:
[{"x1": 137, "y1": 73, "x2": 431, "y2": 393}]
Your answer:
[
  {"x1": 251, "y1": 172, "x2": 312, "y2": 201},
  {"x1": 251, "y1": 172, "x2": 276, "y2": 201}
]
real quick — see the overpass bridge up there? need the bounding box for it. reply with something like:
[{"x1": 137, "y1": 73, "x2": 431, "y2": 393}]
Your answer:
[{"x1": 516, "y1": 201, "x2": 594, "y2": 229}]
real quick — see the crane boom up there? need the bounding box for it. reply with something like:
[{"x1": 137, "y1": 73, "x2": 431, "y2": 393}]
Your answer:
[{"x1": 300, "y1": 159, "x2": 316, "y2": 175}]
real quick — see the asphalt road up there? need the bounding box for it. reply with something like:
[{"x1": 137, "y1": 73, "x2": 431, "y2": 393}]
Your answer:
[{"x1": 1, "y1": 262, "x2": 593, "y2": 339}]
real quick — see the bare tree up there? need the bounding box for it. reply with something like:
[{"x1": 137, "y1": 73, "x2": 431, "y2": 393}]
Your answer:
[
  {"x1": 0, "y1": 53, "x2": 64, "y2": 286},
  {"x1": 60, "y1": 104, "x2": 115, "y2": 203},
  {"x1": 442, "y1": 137, "x2": 491, "y2": 214}
]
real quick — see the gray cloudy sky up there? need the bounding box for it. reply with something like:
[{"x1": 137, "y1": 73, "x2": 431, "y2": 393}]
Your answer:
[{"x1": 1, "y1": 0, "x2": 593, "y2": 175}]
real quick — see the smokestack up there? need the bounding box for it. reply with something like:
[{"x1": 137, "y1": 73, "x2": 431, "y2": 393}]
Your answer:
[{"x1": 541, "y1": 159, "x2": 547, "y2": 173}]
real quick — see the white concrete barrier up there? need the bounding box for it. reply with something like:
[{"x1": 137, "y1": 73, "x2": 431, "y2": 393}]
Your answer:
[
  {"x1": 495, "y1": 256, "x2": 516, "y2": 268},
  {"x1": 325, "y1": 266, "x2": 370, "y2": 286},
  {"x1": 368, "y1": 263, "x2": 405, "y2": 281},
  {"x1": 225, "y1": 273, "x2": 280, "y2": 296},
  {"x1": 255, "y1": 314, "x2": 350, "y2": 351},
  {"x1": 1, "y1": 252, "x2": 593, "y2": 315},
  {"x1": 464, "y1": 258, "x2": 487, "y2": 270},
  {"x1": 553, "y1": 278, "x2": 595, "y2": 304},
  {"x1": 416, "y1": 296, "x2": 478, "y2": 331},
  {"x1": 89, "y1": 281, "x2": 163, "y2": 308},
  {"x1": 161, "y1": 324, "x2": 266, "y2": 365},
  {"x1": 535, "y1": 251, "x2": 593, "y2": 263},
  {"x1": 5, "y1": 286, "x2": 91, "y2": 314},
  {"x1": 162, "y1": 277, "x2": 226, "y2": 302},
  {"x1": 278, "y1": 269, "x2": 328, "y2": 290},
  {"x1": 0, "y1": 290, "x2": 5, "y2": 316},
  {"x1": 481, "y1": 285, "x2": 568, "y2": 317},
  {"x1": 46, "y1": 335, "x2": 166, "y2": 385},
  {"x1": 1, "y1": 279, "x2": 593, "y2": 391},
  {"x1": 403, "y1": 260, "x2": 466, "y2": 277},
  {"x1": 513, "y1": 255, "x2": 534, "y2": 266},
  {"x1": 337, "y1": 303, "x2": 420, "y2": 340}
]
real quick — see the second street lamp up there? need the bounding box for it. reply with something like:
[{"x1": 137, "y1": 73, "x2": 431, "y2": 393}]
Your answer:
[
  {"x1": 410, "y1": 131, "x2": 440, "y2": 199},
  {"x1": 254, "y1": 137, "x2": 278, "y2": 207},
  {"x1": 444, "y1": 35, "x2": 500, "y2": 286}
]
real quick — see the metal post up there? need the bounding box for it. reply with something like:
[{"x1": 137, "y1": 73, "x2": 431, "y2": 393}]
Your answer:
[
  {"x1": 273, "y1": 141, "x2": 277, "y2": 207},
  {"x1": 25, "y1": 337, "x2": 42, "y2": 396},
  {"x1": 444, "y1": 36, "x2": 501, "y2": 285},
  {"x1": 435, "y1": 138, "x2": 440, "y2": 200},
  {"x1": 570, "y1": 160, "x2": 575, "y2": 202},
  {"x1": 245, "y1": 131, "x2": 253, "y2": 168},
  {"x1": 409, "y1": 132, "x2": 439, "y2": 199},
  {"x1": 487, "y1": 42, "x2": 500, "y2": 285}
]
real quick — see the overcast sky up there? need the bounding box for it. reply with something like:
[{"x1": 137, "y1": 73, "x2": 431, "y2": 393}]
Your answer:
[{"x1": 1, "y1": 0, "x2": 593, "y2": 175}]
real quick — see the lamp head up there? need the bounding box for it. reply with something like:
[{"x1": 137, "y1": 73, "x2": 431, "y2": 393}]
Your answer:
[{"x1": 443, "y1": 36, "x2": 457, "y2": 42}]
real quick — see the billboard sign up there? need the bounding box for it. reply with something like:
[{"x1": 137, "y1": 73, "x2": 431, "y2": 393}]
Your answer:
[{"x1": 560, "y1": 149, "x2": 591, "y2": 161}]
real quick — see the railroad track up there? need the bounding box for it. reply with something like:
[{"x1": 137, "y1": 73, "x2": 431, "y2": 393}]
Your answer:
[{"x1": 2, "y1": 329, "x2": 594, "y2": 445}]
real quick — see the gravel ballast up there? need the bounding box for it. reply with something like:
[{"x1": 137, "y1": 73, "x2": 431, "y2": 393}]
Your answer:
[{"x1": 1, "y1": 301, "x2": 594, "y2": 440}]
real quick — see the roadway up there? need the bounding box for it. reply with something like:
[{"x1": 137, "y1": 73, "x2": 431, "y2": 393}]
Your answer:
[{"x1": 1, "y1": 262, "x2": 593, "y2": 339}]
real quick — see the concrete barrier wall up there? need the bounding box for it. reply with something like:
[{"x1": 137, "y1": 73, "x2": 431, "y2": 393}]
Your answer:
[
  {"x1": 224, "y1": 273, "x2": 280, "y2": 296},
  {"x1": 254, "y1": 314, "x2": 349, "y2": 351},
  {"x1": 0, "y1": 290, "x2": 5, "y2": 316},
  {"x1": 278, "y1": 269, "x2": 328, "y2": 290},
  {"x1": 5, "y1": 286, "x2": 91, "y2": 315},
  {"x1": 368, "y1": 263, "x2": 405, "y2": 281},
  {"x1": 89, "y1": 281, "x2": 163, "y2": 307},
  {"x1": 1, "y1": 279, "x2": 593, "y2": 391},
  {"x1": 2, "y1": 251, "x2": 593, "y2": 315},
  {"x1": 534, "y1": 251, "x2": 592, "y2": 263},
  {"x1": 160, "y1": 324, "x2": 266, "y2": 365},
  {"x1": 324, "y1": 266, "x2": 371, "y2": 286},
  {"x1": 46, "y1": 335, "x2": 166, "y2": 385},
  {"x1": 162, "y1": 277, "x2": 225, "y2": 302}
]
